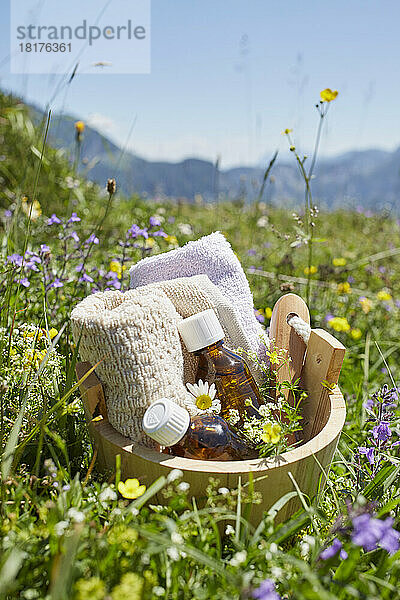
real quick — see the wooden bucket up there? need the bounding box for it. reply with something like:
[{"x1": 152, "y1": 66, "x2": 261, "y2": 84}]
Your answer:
[{"x1": 76, "y1": 294, "x2": 346, "y2": 524}]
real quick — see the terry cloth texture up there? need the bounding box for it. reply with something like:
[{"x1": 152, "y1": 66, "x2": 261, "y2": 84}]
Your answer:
[
  {"x1": 144, "y1": 275, "x2": 262, "y2": 383},
  {"x1": 70, "y1": 288, "x2": 188, "y2": 447},
  {"x1": 129, "y1": 231, "x2": 268, "y2": 359}
]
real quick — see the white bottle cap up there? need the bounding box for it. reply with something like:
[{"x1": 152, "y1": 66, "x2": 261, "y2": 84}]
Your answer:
[
  {"x1": 142, "y1": 398, "x2": 190, "y2": 446},
  {"x1": 178, "y1": 309, "x2": 224, "y2": 352}
]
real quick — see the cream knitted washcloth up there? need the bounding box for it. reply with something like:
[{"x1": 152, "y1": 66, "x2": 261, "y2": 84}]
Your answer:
[
  {"x1": 129, "y1": 232, "x2": 268, "y2": 361},
  {"x1": 71, "y1": 288, "x2": 188, "y2": 447},
  {"x1": 143, "y1": 275, "x2": 262, "y2": 383}
]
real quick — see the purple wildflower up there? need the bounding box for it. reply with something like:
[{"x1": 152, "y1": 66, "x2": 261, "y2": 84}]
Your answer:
[
  {"x1": 79, "y1": 273, "x2": 94, "y2": 283},
  {"x1": 248, "y1": 248, "x2": 257, "y2": 256},
  {"x1": 254, "y1": 309, "x2": 265, "y2": 323},
  {"x1": 49, "y1": 278, "x2": 64, "y2": 289},
  {"x1": 75, "y1": 263, "x2": 84, "y2": 272},
  {"x1": 352, "y1": 513, "x2": 400, "y2": 555},
  {"x1": 152, "y1": 229, "x2": 168, "y2": 237},
  {"x1": 358, "y1": 446, "x2": 375, "y2": 465},
  {"x1": 372, "y1": 421, "x2": 391, "y2": 442},
  {"x1": 325, "y1": 313, "x2": 334, "y2": 322},
  {"x1": 319, "y1": 538, "x2": 348, "y2": 561},
  {"x1": 40, "y1": 244, "x2": 50, "y2": 254},
  {"x1": 7, "y1": 253, "x2": 23, "y2": 267},
  {"x1": 168, "y1": 216, "x2": 175, "y2": 224},
  {"x1": 67, "y1": 212, "x2": 81, "y2": 224},
  {"x1": 106, "y1": 279, "x2": 121, "y2": 289},
  {"x1": 363, "y1": 397, "x2": 374, "y2": 411},
  {"x1": 252, "y1": 579, "x2": 280, "y2": 600},
  {"x1": 70, "y1": 231, "x2": 80, "y2": 244},
  {"x1": 16, "y1": 277, "x2": 30, "y2": 287},
  {"x1": 347, "y1": 276, "x2": 355, "y2": 283},
  {"x1": 85, "y1": 234, "x2": 99, "y2": 245},
  {"x1": 47, "y1": 214, "x2": 61, "y2": 225},
  {"x1": 149, "y1": 216, "x2": 161, "y2": 227},
  {"x1": 127, "y1": 224, "x2": 148, "y2": 239}
]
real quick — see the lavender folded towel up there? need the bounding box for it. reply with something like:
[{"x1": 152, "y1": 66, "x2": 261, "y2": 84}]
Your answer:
[{"x1": 129, "y1": 232, "x2": 267, "y2": 359}]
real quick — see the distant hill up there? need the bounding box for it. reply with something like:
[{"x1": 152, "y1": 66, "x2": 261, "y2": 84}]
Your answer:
[{"x1": 29, "y1": 102, "x2": 400, "y2": 211}]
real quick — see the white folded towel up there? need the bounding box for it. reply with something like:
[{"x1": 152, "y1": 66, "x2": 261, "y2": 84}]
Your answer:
[{"x1": 129, "y1": 232, "x2": 268, "y2": 360}]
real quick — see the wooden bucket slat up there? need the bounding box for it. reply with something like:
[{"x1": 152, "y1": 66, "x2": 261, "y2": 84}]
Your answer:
[
  {"x1": 300, "y1": 329, "x2": 346, "y2": 440},
  {"x1": 74, "y1": 293, "x2": 346, "y2": 524},
  {"x1": 269, "y1": 293, "x2": 310, "y2": 399}
]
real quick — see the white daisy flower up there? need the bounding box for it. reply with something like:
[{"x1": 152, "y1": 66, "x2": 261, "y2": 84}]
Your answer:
[{"x1": 185, "y1": 379, "x2": 221, "y2": 415}]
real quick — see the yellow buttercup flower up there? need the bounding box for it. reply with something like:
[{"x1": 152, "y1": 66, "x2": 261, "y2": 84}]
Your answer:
[
  {"x1": 261, "y1": 423, "x2": 282, "y2": 444},
  {"x1": 145, "y1": 237, "x2": 155, "y2": 248},
  {"x1": 304, "y1": 265, "x2": 317, "y2": 275},
  {"x1": 377, "y1": 290, "x2": 392, "y2": 302},
  {"x1": 337, "y1": 282, "x2": 351, "y2": 294},
  {"x1": 327, "y1": 317, "x2": 351, "y2": 333},
  {"x1": 333, "y1": 257, "x2": 347, "y2": 267},
  {"x1": 109, "y1": 260, "x2": 126, "y2": 279},
  {"x1": 264, "y1": 307, "x2": 272, "y2": 319},
  {"x1": 350, "y1": 328, "x2": 362, "y2": 340},
  {"x1": 118, "y1": 478, "x2": 146, "y2": 500},
  {"x1": 282, "y1": 128, "x2": 293, "y2": 135},
  {"x1": 74, "y1": 120, "x2": 85, "y2": 133},
  {"x1": 165, "y1": 235, "x2": 178, "y2": 246},
  {"x1": 49, "y1": 328, "x2": 58, "y2": 339},
  {"x1": 320, "y1": 88, "x2": 338, "y2": 102},
  {"x1": 21, "y1": 197, "x2": 42, "y2": 221},
  {"x1": 359, "y1": 297, "x2": 372, "y2": 314}
]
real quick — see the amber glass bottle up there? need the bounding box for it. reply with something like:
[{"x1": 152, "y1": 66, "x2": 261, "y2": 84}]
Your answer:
[
  {"x1": 178, "y1": 309, "x2": 263, "y2": 424},
  {"x1": 142, "y1": 399, "x2": 257, "y2": 461}
]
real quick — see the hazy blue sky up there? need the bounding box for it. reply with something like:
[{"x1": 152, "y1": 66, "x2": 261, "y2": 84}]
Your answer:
[{"x1": 1, "y1": 0, "x2": 400, "y2": 167}]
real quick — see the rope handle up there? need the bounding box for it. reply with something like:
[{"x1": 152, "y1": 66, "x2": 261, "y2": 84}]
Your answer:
[{"x1": 286, "y1": 312, "x2": 312, "y2": 345}]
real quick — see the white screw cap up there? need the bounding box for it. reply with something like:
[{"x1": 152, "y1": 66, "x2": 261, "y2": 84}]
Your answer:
[
  {"x1": 178, "y1": 309, "x2": 224, "y2": 352},
  {"x1": 142, "y1": 398, "x2": 190, "y2": 446}
]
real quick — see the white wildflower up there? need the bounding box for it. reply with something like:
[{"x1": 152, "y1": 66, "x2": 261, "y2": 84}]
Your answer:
[
  {"x1": 153, "y1": 586, "x2": 165, "y2": 596},
  {"x1": 167, "y1": 546, "x2": 180, "y2": 561},
  {"x1": 171, "y1": 531, "x2": 183, "y2": 545},
  {"x1": 257, "y1": 216, "x2": 269, "y2": 228},
  {"x1": 227, "y1": 409, "x2": 240, "y2": 425},
  {"x1": 54, "y1": 520, "x2": 69, "y2": 536},
  {"x1": 177, "y1": 223, "x2": 193, "y2": 235},
  {"x1": 218, "y1": 487, "x2": 230, "y2": 495},
  {"x1": 225, "y1": 525, "x2": 235, "y2": 536},
  {"x1": 185, "y1": 380, "x2": 221, "y2": 416},
  {"x1": 229, "y1": 550, "x2": 247, "y2": 566},
  {"x1": 258, "y1": 405, "x2": 270, "y2": 417},
  {"x1": 99, "y1": 486, "x2": 117, "y2": 505},
  {"x1": 67, "y1": 508, "x2": 85, "y2": 523},
  {"x1": 167, "y1": 469, "x2": 183, "y2": 483},
  {"x1": 177, "y1": 482, "x2": 190, "y2": 493}
]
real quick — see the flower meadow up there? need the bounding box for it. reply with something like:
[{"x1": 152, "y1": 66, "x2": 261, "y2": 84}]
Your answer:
[{"x1": 1, "y1": 91, "x2": 400, "y2": 599}]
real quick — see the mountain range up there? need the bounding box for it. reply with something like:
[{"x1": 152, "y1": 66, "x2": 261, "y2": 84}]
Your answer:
[{"x1": 30, "y1": 103, "x2": 400, "y2": 211}]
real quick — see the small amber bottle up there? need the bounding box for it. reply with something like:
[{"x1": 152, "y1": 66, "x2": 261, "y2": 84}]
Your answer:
[
  {"x1": 142, "y1": 399, "x2": 257, "y2": 461},
  {"x1": 178, "y1": 309, "x2": 263, "y2": 424}
]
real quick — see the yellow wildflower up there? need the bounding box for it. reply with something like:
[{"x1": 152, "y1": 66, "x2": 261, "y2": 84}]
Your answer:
[
  {"x1": 337, "y1": 282, "x2": 351, "y2": 294},
  {"x1": 21, "y1": 197, "x2": 42, "y2": 221},
  {"x1": 377, "y1": 290, "x2": 392, "y2": 302},
  {"x1": 304, "y1": 265, "x2": 317, "y2": 275},
  {"x1": 118, "y1": 478, "x2": 146, "y2": 500},
  {"x1": 266, "y1": 350, "x2": 280, "y2": 365},
  {"x1": 165, "y1": 235, "x2": 178, "y2": 246},
  {"x1": 49, "y1": 328, "x2": 58, "y2": 339},
  {"x1": 109, "y1": 260, "x2": 126, "y2": 279},
  {"x1": 282, "y1": 128, "x2": 293, "y2": 135},
  {"x1": 264, "y1": 307, "x2": 272, "y2": 319},
  {"x1": 320, "y1": 88, "x2": 338, "y2": 102},
  {"x1": 74, "y1": 120, "x2": 85, "y2": 133},
  {"x1": 24, "y1": 328, "x2": 43, "y2": 342},
  {"x1": 327, "y1": 317, "x2": 351, "y2": 332},
  {"x1": 145, "y1": 237, "x2": 155, "y2": 248},
  {"x1": 333, "y1": 257, "x2": 347, "y2": 267},
  {"x1": 261, "y1": 423, "x2": 282, "y2": 444},
  {"x1": 359, "y1": 297, "x2": 372, "y2": 314},
  {"x1": 350, "y1": 328, "x2": 362, "y2": 340}
]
